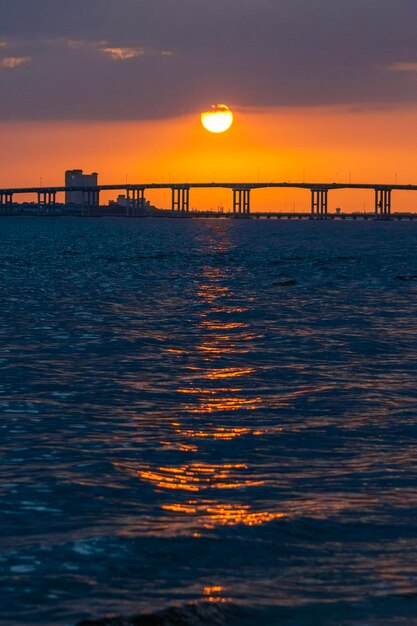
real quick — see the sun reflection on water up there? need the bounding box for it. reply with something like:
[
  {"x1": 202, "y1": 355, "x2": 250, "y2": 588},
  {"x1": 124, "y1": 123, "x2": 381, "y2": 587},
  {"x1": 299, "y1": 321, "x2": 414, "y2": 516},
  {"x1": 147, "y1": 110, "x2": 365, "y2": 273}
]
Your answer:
[
  {"x1": 134, "y1": 227, "x2": 280, "y2": 530},
  {"x1": 205, "y1": 367, "x2": 256, "y2": 379},
  {"x1": 203, "y1": 585, "x2": 228, "y2": 603},
  {"x1": 181, "y1": 396, "x2": 262, "y2": 414},
  {"x1": 139, "y1": 462, "x2": 263, "y2": 492},
  {"x1": 171, "y1": 424, "x2": 263, "y2": 441},
  {"x1": 162, "y1": 502, "x2": 285, "y2": 529}
]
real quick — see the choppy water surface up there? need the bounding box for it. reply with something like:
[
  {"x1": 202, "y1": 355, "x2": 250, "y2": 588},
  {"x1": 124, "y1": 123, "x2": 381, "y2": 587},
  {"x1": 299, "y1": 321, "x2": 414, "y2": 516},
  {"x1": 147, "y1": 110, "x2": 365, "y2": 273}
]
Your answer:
[{"x1": 1, "y1": 217, "x2": 417, "y2": 626}]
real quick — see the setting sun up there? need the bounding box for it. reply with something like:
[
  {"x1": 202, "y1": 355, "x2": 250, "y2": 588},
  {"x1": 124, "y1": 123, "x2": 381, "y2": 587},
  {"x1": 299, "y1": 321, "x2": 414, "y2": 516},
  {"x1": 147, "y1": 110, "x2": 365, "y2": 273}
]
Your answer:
[{"x1": 201, "y1": 104, "x2": 234, "y2": 134}]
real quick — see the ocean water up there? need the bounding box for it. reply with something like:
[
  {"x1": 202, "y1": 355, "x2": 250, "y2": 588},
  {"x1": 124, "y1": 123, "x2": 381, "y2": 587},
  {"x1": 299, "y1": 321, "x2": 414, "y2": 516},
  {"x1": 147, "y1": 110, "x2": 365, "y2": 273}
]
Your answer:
[{"x1": 1, "y1": 217, "x2": 417, "y2": 626}]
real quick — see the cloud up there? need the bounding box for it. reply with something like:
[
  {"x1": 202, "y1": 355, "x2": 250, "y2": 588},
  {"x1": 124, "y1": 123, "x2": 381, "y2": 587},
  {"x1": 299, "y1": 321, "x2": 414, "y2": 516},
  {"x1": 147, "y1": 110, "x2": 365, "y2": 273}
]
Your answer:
[
  {"x1": 99, "y1": 46, "x2": 173, "y2": 60},
  {"x1": 388, "y1": 62, "x2": 417, "y2": 73},
  {"x1": 1, "y1": 56, "x2": 31, "y2": 69},
  {"x1": 1, "y1": 0, "x2": 417, "y2": 120},
  {"x1": 99, "y1": 46, "x2": 146, "y2": 60},
  {"x1": 61, "y1": 39, "x2": 173, "y2": 61}
]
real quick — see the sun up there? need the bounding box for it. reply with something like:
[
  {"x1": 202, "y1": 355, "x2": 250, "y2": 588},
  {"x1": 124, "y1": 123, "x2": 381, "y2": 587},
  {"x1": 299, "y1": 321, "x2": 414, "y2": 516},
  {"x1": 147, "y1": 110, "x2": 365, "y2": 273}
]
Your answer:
[{"x1": 201, "y1": 104, "x2": 234, "y2": 134}]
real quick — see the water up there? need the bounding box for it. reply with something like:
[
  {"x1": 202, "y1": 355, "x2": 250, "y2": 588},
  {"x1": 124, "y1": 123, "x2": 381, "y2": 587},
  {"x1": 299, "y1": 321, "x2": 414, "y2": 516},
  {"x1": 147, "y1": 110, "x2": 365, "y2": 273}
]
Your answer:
[{"x1": 1, "y1": 217, "x2": 417, "y2": 626}]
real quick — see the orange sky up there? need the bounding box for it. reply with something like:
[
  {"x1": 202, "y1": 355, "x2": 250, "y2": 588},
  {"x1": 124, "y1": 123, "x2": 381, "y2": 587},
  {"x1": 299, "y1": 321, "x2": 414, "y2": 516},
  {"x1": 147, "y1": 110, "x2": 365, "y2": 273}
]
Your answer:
[{"x1": 3, "y1": 104, "x2": 417, "y2": 212}]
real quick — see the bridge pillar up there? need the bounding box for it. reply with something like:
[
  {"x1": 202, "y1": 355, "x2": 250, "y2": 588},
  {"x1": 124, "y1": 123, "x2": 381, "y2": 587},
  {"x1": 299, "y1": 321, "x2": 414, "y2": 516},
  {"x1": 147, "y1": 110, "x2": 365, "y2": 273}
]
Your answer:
[
  {"x1": 126, "y1": 188, "x2": 131, "y2": 216},
  {"x1": 50, "y1": 192, "x2": 57, "y2": 213},
  {"x1": 1, "y1": 192, "x2": 15, "y2": 214},
  {"x1": 37, "y1": 191, "x2": 46, "y2": 214},
  {"x1": 232, "y1": 188, "x2": 251, "y2": 215},
  {"x1": 81, "y1": 188, "x2": 100, "y2": 216},
  {"x1": 171, "y1": 186, "x2": 190, "y2": 213},
  {"x1": 37, "y1": 191, "x2": 58, "y2": 214},
  {"x1": 0, "y1": 193, "x2": 6, "y2": 214},
  {"x1": 127, "y1": 187, "x2": 146, "y2": 216},
  {"x1": 311, "y1": 188, "x2": 328, "y2": 217},
  {"x1": 375, "y1": 187, "x2": 392, "y2": 216}
]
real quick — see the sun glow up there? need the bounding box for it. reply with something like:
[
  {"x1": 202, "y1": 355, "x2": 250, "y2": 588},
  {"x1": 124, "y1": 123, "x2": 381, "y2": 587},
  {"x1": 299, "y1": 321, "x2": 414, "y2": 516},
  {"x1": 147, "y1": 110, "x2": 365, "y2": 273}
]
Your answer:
[{"x1": 201, "y1": 104, "x2": 234, "y2": 134}]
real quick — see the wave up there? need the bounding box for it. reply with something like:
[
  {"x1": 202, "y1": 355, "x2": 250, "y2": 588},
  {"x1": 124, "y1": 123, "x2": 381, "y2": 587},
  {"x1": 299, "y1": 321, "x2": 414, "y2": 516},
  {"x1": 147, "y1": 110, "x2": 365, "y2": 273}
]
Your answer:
[
  {"x1": 77, "y1": 595, "x2": 417, "y2": 626},
  {"x1": 77, "y1": 602, "x2": 247, "y2": 626}
]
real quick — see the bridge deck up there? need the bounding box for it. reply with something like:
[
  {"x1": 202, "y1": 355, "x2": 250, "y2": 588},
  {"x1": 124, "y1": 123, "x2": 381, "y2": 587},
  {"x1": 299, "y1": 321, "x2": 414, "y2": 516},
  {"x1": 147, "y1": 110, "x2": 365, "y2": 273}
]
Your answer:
[{"x1": 1, "y1": 182, "x2": 417, "y2": 194}]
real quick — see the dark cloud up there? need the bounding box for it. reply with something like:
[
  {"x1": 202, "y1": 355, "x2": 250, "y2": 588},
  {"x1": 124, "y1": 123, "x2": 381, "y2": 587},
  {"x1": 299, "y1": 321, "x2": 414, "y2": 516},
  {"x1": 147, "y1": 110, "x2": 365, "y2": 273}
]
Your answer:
[{"x1": 0, "y1": 0, "x2": 416, "y2": 120}]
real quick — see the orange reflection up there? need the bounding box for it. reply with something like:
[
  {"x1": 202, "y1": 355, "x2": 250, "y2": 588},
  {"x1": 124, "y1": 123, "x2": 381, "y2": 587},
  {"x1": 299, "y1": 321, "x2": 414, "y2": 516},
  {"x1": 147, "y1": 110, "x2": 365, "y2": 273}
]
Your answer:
[
  {"x1": 182, "y1": 396, "x2": 261, "y2": 414},
  {"x1": 139, "y1": 463, "x2": 263, "y2": 492},
  {"x1": 162, "y1": 501, "x2": 285, "y2": 529},
  {"x1": 159, "y1": 440, "x2": 198, "y2": 452},
  {"x1": 172, "y1": 424, "x2": 263, "y2": 441},
  {"x1": 197, "y1": 285, "x2": 230, "y2": 303},
  {"x1": 200, "y1": 321, "x2": 249, "y2": 330},
  {"x1": 159, "y1": 251, "x2": 264, "y2": 468},
  {"x1": 205, "y1": 367, "x2": 255, "y2": 379},
  {"x1": 131, "y1": 231, "x2": 271, "y2": 533},
  {"x1": 197, "y1": 343, "x2": 247, "y2": 355},
  {"x1": 210, "y1": 305, "x2": 249, "y2": 314},
  {"x1": 203, "y1": 585, "x2": 228, "y2": 603}
]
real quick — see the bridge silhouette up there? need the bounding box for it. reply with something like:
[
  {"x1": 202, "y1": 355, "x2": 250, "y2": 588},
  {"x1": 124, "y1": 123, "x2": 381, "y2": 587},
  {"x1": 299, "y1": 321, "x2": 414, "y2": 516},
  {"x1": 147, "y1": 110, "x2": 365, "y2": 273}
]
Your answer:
[{"x1": 1, "y1": 181, "x2": 416, "y2": 217}]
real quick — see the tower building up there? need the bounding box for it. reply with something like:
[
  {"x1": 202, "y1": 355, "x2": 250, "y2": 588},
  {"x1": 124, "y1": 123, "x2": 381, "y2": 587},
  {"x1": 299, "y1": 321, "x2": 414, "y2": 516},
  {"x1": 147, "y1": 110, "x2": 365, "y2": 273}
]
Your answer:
[{"x1": 65, "y1": 170, "x2": 98, "y2": 205}]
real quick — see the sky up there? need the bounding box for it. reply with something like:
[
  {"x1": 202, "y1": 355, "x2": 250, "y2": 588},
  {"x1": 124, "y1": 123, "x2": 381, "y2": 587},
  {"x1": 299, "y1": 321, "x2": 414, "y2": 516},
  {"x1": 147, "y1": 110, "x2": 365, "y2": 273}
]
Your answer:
[{"x1": 1, "y1": 0, "x2": 417, "y2": 211}]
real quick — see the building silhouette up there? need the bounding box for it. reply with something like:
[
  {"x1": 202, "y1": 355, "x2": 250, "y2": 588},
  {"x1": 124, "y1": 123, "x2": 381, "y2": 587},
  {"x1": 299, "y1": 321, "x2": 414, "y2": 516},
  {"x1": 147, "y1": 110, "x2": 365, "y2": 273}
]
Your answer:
[{"x1": 65, "y1": 169, "x2": 98, "y2": 205}]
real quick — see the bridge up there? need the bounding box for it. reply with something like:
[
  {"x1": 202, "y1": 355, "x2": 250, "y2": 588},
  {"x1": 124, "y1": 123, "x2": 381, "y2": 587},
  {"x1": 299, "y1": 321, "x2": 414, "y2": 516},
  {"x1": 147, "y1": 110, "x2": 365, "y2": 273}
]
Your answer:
[{"x1": 1, "y1": 181, "x2": 416, "y2": 216}]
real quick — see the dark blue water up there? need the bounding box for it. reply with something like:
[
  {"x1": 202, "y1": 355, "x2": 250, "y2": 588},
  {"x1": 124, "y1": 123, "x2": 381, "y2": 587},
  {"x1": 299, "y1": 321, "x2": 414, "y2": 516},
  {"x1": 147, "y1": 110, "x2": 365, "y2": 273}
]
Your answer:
[{"x1": 1, "y1": 217, "x2": 417, "y2": 626}]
